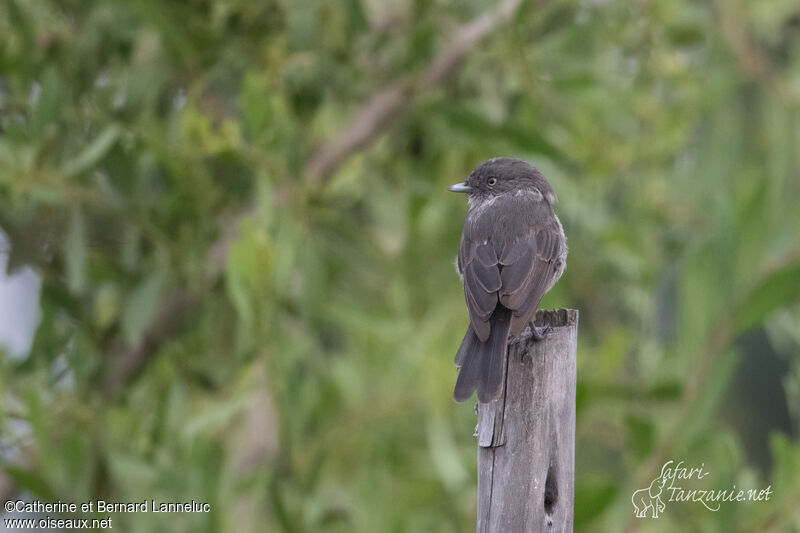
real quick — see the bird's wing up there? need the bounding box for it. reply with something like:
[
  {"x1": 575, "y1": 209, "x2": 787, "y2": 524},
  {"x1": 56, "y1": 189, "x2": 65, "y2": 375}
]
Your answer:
[
  {"x1": 498, "y1": 202, "x2": 564, "y2": 336},
  {"x1": 458, "y1": 213, "x2": 500, "y2": 342},
  {"x1": 459, "y1": 195, "x2": 564, "y2": 342}
]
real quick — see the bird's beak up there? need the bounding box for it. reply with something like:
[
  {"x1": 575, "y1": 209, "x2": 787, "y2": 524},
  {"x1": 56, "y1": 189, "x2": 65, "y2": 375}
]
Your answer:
[{"x1": 448, "y1": 181, "x2": 472, "y2": 194}]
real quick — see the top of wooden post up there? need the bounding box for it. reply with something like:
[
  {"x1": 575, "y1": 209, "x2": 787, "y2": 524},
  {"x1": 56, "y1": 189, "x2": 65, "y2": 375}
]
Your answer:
[{"x1": 534, "y1": 308, "x2": 578, "y2": 329}]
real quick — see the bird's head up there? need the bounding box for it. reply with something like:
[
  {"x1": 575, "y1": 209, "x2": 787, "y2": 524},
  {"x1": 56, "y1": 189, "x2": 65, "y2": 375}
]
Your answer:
[{"x1": 448, "y1": 158, "x2": 557, "y2": 204}]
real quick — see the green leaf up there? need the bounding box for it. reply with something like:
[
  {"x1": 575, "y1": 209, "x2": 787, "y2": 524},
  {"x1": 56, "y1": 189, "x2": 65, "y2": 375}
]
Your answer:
[
  {"x1": 575, "y1": 481, "x2": 618, "y2": 526},
  {"x1": 3, "y1": 0, "x2": 34, "y2": 53},
  {"x1": 183, "y1": 396, "x2": 248, "y2": 438},
  {"x1": 681, "y1": 348, "x2": 740, "y2": 448},
  {"x1": 3, "y1": 466, "x2": 58, "y2": 502},
  {"x1": 441, "y1": 104, "x2": 568, "y2": 163},
  {"x1": 24, "y1": 389, "x2": 51, "y2": 471},
  {"x1": 625, "y1": 414, "x2": 654, "y2": 459},
  {"x1": 106, "y1": 453, "x2": 159, "y2": 487},
  {"x1": 733, "y1": 260, "x2": 800, "y2": 332},
  {"x1": 65, "y1": 209, "x2": 87, "y2": 293},
  {"x1": 122, "y1": 270, "x2": 165, "y2": 346},
  {"x1": 769, "y1": 433, "x2": 799, "y2": 495},
  {"x1": 62, "y1": 427, "x2": 92, "y2": 500},
  {"x1": 32, "y1": 67, "x2": 63, "y2": 135},
  {"x1": 427, "y1": 418, "x2": 467, "y2": 491},
  {"x1": 344, "y1": 0, "x2": 368, "y2": 35},
  {"x1": 61, "y1": 124, "x2": 121, "y2": 178}
]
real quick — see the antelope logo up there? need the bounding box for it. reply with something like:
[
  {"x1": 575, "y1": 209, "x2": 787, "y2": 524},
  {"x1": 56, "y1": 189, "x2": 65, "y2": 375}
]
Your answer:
[{"x1": 631, "y1": 462, "x2": 671, "y2": 518}]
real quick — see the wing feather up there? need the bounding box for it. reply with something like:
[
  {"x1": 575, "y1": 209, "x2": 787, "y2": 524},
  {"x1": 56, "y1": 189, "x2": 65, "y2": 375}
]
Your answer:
[
  {"x1": 475, "y1": 244, "x2": 498, "y2": 267},
  {"x1": 468, "y1": 262, "x2": 502, "y2": 293},
  {"x1": 503, "y1": 222, "x2": 565, "y2": 335}
]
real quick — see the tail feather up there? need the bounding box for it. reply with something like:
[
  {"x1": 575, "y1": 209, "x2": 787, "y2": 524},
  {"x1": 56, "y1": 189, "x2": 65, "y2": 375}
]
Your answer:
[
  {"x1": 453, "y1": 307, "x2": 512, "y2": 403},
  {"x1": 453, "y1": 333, "x2": 482, "y2": 402},
  {"x1": 454, "y1": 327, "x2": 477, "y2": 367},
  {"x1": 478, "y1": 307, "x2": 511, "y2": 402}
]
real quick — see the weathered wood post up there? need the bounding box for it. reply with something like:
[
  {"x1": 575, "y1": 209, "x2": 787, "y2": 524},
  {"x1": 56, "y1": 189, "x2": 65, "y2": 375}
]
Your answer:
[{"x1": 475, "y1": 309, "x2": 578, "y2": 533}]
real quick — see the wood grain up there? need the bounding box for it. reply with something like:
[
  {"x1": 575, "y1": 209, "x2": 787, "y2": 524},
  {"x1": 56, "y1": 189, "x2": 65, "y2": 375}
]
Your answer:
[{"x1": 476, "y1": 309, "x2": 578, "y2": 533}]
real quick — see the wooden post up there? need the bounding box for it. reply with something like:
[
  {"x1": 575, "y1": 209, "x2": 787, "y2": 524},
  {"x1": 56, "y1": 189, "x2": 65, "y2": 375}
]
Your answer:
[{"x1": 476, "y1": 309, "x2": 578, "y2": 533}]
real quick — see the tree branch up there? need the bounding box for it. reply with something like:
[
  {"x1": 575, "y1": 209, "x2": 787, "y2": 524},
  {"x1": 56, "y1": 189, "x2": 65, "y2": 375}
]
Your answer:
[
  {"x1": 98, "y1": 0, "x2": 527, "y2": 393},
  {"x1": 89, "y1": 0, "x2": 533, "y2": 401},
  {"x1": 102, "y1": 291, "x2": 196, "y2": 397},
  {"x1": 305, "y1": 0, "x2": 524, "y2": 183},
  {"x1": 710, "y1": 0, "x2": 800, "y2": 108}
]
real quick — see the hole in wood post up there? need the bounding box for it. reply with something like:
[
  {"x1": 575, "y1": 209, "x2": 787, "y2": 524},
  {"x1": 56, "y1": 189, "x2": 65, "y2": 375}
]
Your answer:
[{"x1": 544, "y1": 462, "x2": 558, "y2": 517}]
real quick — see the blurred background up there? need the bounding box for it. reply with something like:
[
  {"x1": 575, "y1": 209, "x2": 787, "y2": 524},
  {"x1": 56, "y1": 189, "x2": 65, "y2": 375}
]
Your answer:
[{"x1": 1, "y1": 0, "x2": 799, "y2": 531}]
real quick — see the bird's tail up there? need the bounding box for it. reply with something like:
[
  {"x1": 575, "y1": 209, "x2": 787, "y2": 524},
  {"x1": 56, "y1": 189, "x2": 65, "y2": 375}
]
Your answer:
[{"x1": 453, "y1": 307, "x2": 511, "y2": 403}]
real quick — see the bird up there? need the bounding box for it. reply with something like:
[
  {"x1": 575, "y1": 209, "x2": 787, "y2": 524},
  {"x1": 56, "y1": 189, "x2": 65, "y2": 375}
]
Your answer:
[{"x1": 449, "y1": 158, "x2": 567, "y2": 403}]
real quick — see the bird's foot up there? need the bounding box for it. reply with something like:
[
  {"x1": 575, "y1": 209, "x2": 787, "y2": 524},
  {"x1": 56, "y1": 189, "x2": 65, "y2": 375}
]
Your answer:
[
  {"x1": 509, "y1": 324, "x2": 551, "y2": 347},
  {"x1": 531, "y1": 324, "x2": 551, "y2": 342},
  {"x1": 510, "y1": 323, "x2": 551, "y2": 361}
]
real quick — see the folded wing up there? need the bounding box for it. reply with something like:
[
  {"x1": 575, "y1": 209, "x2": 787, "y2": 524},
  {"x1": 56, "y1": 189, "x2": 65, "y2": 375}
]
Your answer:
[{"x1": 459, "y1": 199, "x2": 563, "y2": 341}]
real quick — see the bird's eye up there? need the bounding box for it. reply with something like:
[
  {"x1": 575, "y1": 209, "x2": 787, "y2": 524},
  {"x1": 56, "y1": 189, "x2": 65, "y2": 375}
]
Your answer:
[{"x1": 488, "y1": 177, "x2": 497, "y2": 186}]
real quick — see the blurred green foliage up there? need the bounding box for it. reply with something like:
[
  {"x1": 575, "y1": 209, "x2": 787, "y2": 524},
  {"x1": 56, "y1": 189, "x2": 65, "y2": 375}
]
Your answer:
[{"x1": 1, "y1": 0, "x2": 800, "y2": 531}]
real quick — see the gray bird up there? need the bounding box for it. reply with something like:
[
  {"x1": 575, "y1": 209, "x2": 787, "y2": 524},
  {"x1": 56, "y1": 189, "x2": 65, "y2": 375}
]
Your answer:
[{"x1": 449, "y1": 158, "x2": 567, "y2": 403}]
